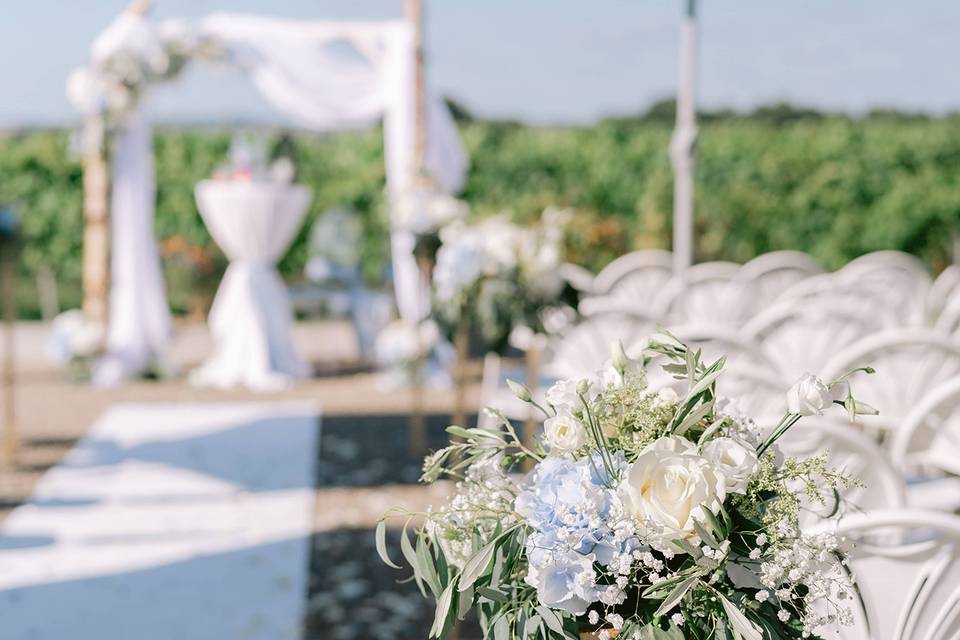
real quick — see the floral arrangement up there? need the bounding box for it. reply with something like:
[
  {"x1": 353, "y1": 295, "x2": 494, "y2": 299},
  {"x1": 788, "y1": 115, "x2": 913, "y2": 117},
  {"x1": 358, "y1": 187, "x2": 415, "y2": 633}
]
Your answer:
[
  {"x1": 393, "y1": 188, "x2": 470, "y2": 257},
  {"x1": 67, "y1": 15, "x2": 217, "y2": 126},
  {"x1": 432, "y1": 209, "x2": 577, "y2": 353},
  {"x1": 374, "y1": 319, "x2": 453, "y2": 390},
  {"x1": 45, "y1": 310, "x2": 106, "y2": 380},
  {"x1": 378, "y1": 332, "x2": 877, "y2": 639}
]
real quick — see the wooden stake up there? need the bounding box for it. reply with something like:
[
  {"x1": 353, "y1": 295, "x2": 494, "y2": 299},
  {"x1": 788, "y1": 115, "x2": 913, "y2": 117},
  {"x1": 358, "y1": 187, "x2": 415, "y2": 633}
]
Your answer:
[
  {"x1": 522, "y1": 336, "x2": 544, "y2": 470},
  {"x1": 1, "y1": 241, "x2": 17, "y2": 465},
  {"x1": 81, "y1": 115, "x2": 110, "y2": 328},
  {"x1": 670, "y1": 0, "x2": 698, "y2": 275},
  {"x1": 452, "y1": 323, "x2": 469, "y2": 428}
]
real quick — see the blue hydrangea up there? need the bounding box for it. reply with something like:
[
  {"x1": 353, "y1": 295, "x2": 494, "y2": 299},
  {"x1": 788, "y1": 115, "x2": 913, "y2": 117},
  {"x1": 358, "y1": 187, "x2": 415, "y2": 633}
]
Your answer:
[{"x1": 515, "y1": 454, "x2": 635, "y2": 614}]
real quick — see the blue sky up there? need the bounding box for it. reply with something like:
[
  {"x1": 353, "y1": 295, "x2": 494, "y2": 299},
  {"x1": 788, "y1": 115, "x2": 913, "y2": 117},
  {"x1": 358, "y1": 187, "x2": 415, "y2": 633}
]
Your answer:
[{"x1": 1, "y1": 0, "x2": 958, "y2": 126}]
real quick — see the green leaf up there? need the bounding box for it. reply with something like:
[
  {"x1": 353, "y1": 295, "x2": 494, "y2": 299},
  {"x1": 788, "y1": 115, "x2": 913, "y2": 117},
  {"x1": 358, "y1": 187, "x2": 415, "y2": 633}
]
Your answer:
[
  {"x1": 654, "y1": 574, "x2": 700, "y2": 617},
  {"x1": 375, "y1": 519, "x2": 401, "y2": 569},
  {"x1": 430, "y1": 578, "x2": 458, "y2": 638},
  {"x1": 477, "y1": 587, "x2": 509, "y2": 603},
  {"x1": 674, "y1": 399, "x2": 715, "y2": 436},
  {"x1": 492, "y1": 613, "x2": 510, "y2": 640},
  {"x1": 702, "y1": 507, "x2": 728, "y2": 540},
  {"x1": 416, "y1": 531, "x2": 442, "y2": 597},
  {"x1": 458, "y1": 537, "x2": 497, "y2": 592},
  {"x1": 536, "y1": 606, "x2": 566, "y2": 636},
  {"x1": 671, "y1": 537, "x2": 702, "y2": 557},
  {"x1": 400, "y1": 526, "x2": 426, "y2": 597},
  {"x1": 717, "y1": 591, "x2": 763, "y2": 640},
  {"x1": 693, "y1": 517, "x2": 722, "y2": 549},
  {"x1": 523, "y1": 614, "x2": 542, "y2": 638}
]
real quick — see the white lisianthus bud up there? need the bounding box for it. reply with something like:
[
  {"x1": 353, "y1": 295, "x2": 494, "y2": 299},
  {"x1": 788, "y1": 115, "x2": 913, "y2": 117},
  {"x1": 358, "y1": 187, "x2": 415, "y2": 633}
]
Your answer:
[
  {"x1": 611, "y1": 340, "x2": 630, "y2": 373},
  {"x1": 576, "y1": 378, "x2": 591, "y2": 398},
  {"x1": 786, "y1": 373, "x2": 832, "y2": 416},
  {"x1": 506, "y1": 379, "x2": 532, "y2": 402},
  {"x1": 543, "y1": 413, "x2": 587, "y2": 452}
]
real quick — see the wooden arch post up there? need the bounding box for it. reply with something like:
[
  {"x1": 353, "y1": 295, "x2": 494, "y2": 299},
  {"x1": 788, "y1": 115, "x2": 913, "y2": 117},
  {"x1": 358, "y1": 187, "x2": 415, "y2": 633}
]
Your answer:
[
  {"x1": 80, "y1": 0, "x2": 152, "y2": 329},
  {"x1": 406, "y1": 0, "x2": 430, "y2": 454},
  {"x1": 81, "y1": 115, "x2": 110, "y2": 327}
]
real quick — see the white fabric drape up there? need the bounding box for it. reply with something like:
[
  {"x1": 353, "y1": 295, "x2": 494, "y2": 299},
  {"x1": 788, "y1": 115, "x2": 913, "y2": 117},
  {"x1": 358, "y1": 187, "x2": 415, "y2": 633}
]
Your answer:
[
  {"x1": 201, "y1": 13, "x2": 468, "y2": 323},
  {"x1": 190, "y1": 181, "x2": 312, "y2": 391},
  {"x1": 92, "y1": 110, "x2": 173, "y2": 387},
  {"x1": 81, "y1": 11, "x2": 469, "y2": 384}
]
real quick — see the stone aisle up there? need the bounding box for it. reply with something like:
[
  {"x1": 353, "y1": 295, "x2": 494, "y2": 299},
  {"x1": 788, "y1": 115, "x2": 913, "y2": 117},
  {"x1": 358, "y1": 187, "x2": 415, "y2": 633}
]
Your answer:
[{"x1": 0, "y1": 402, "x2": 320, "y2": 640}]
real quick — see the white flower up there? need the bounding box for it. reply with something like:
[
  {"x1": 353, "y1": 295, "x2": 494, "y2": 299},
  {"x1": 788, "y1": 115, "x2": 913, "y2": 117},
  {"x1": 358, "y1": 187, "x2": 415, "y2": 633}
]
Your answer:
[
  {"x1": 66, "y1": 67, "x2": 106, "y2": 114},
  {"x1": 619, "y1": 442, "x2": 727, "y2": 550},
  {"x1": 786, "y1": 373, "x2": 832, "y2": 416},
  {"x1": 655, "y1": 387, "x2": 680, "y2": 407},
  {"x1": 702, "y1": 436, "x2": 759, "y2": 494},
  {"x1": 545, "y1": 378, "x2": 584, "y2": 413},
  {"x1": 778, "y1": 609, "x2": 791, "y2": 622},
  {"x1": 671, "y1": 613, "x2": 684, "y2": 626},
  {"x1": 640, "y1": 435, "x2": 697, "y2": 455},
  {"x1": 543, "y1": 413, "x2": 587, "y2": 452}
]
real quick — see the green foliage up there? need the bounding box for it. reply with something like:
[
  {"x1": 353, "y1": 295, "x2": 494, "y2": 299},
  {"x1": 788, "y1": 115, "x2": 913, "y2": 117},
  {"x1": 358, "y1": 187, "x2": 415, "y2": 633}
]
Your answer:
[{"x1": 3, "y1": 112, "x2": 960, "y2": 317}]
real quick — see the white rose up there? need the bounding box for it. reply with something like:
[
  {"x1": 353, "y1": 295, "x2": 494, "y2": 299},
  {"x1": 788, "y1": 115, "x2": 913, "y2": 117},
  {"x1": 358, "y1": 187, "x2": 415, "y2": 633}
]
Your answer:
[
  {"x1": 654, "y1": 387, "x2": 680, "y2": 407},
  {"x1": 702, "y1": 437, "x2": 758, "y2": 494},
  {"x1": 545, "y1": 378, "x2": 583, "y2": 413},
  {"x1": 786, "y1": 373, "x2": 832, "y2": 416},
  {"x1": 619, "y1": 446, "x2": 727, "y2": 551},
  {"x1": 543, "y1": 414, "x2": 587, "y2": 452},
  {"x1": 640, "y1": 435, "x2": 696, "y2": 455}
]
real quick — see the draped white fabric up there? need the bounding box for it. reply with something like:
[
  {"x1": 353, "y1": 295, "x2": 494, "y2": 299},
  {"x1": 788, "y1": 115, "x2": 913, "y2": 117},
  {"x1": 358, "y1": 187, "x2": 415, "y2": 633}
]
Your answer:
[
  {"x1": 92, "y1": 111, "x2": 172, "y2": 387},
  {"x1": 82, "y1": 11, "x2": 469, "y2": 384},
  {"x1": 200, "y1": 13, "x2": 469, "y2": 323},
  {"x1": 190, "y1": 181, "x2": 311, "y2": 391}
]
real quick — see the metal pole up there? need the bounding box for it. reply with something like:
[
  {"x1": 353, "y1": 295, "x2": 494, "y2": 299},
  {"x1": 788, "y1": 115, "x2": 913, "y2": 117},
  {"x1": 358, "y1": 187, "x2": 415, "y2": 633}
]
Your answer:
[{"x1": 670, "y1": 0, "x2": 698, "y2": 274}]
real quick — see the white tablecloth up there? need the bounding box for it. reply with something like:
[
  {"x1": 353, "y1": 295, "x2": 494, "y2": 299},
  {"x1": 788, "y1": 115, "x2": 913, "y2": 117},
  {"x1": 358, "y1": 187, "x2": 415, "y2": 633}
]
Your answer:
[{"x1": 191, "y1": 180, "x2": 311, "y2": 391}]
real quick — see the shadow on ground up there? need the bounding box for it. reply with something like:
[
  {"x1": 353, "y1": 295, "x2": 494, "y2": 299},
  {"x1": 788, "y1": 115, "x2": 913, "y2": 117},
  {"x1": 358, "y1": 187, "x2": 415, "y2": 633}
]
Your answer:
[
  {"x1": 317, "y1": 414, "x2": 478, "y2": 487},
  {"x1": 305, "y1": 527, "x2": 482, "y2": 640}
]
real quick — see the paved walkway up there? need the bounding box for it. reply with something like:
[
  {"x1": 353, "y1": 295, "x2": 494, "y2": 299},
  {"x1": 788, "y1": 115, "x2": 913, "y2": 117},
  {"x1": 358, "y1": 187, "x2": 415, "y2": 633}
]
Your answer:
[{"x1": 0, "y1": 402, "x2": 320, "y2": 640}]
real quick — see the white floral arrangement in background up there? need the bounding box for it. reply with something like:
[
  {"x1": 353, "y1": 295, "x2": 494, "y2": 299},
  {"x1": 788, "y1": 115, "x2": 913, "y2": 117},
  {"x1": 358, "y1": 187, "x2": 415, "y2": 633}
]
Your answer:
[
  {"x1": 67, "y1": 15, "x2": 218, "y2": 126},
  {"x1": 393, "y1": 188, "x2": 470, "y2": 239},
  {"x1": 45, "y1": 310, "x2": 106, "y2": 380},
  {"x1": 432, "y1": 208, "x2": 574, "y2": 352},
  {"x1": 379, "y1": 331, "x2": 877, "y2": 639},
  {"x1": 374, "y1": 319, "x2": 453, "y2": 390}
]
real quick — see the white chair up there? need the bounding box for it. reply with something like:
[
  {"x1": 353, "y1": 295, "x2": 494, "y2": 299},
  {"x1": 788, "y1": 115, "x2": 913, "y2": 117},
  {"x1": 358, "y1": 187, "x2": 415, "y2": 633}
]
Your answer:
[
  {"x1": 891, "y1": 377, "x2": 960, "y2": 477},
  {"x1": 670, "y1": 323, "x2": 780, "y2": 373},
  {"x1": 736, "y1": 250, "x2": 823, "y2": 312},
  {"x1": 654, "y1": 261, "x2": 747, "y2": 327},
  {"x1": 544, "y1": 309, "x2": 657, "y2": 380},
  {"x1": 809, "y1": 509, "x2": 960, "y2": 640},
  {"x1": 558, "y1": 262, "x2": 597, "y2": 296},
  {"x1": 927, "y1": 265, "x2": 960, "y2": 327},
  {"x1": 886, "y1": 377, "x2": 960, "y2": 512},
  {"x1": 775, "y1": 273, "x2": 907, "y2": 330},
  {"x1": 933, "y1": 293, "x2": 960, "y2": 337},
  {"x1": 590, "y1": 250, "x2": 673, "y2": 313},
  {"x1": 836, "y1": 251, "x2": 932, "y2": 327},
  {"x1": 742, "y1": 301, "x2": 887, "y2": 382},
  {"x1": 819, "y1": 329, "x2": 960, "y2": 435}
]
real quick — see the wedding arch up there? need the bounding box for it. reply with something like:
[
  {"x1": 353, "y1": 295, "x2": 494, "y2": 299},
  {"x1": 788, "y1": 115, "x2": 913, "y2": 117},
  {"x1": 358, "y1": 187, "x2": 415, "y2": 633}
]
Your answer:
[{"x1": 68, "y1": 2, "x2": 467, "y2": 384}]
